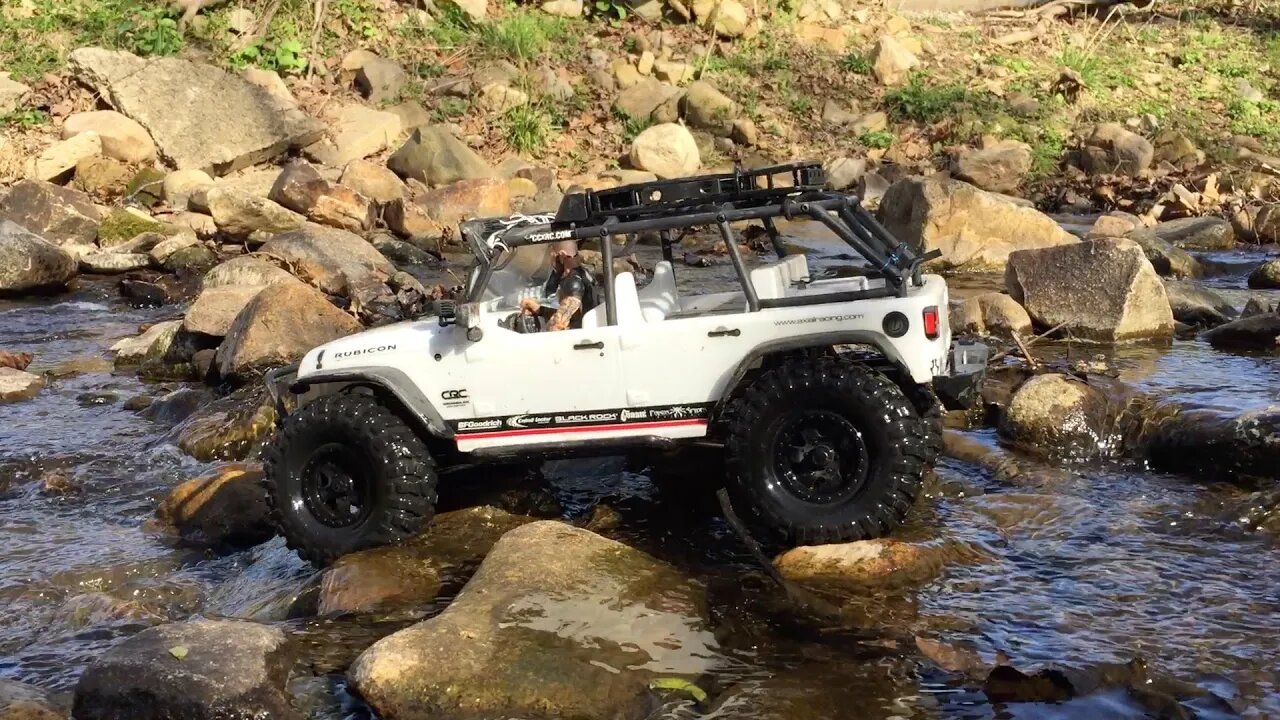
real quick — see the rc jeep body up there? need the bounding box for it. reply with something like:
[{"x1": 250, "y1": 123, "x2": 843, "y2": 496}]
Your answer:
[{"x1": 262, "y1": 162, "x2": 988, "y2": 566}]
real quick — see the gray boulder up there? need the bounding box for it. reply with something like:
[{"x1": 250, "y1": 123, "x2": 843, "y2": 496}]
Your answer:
[
  {"x1": 1150, "y1": 216, "x2": 1234, "y2": 250},
  {"x1": 0, "y1": 179, "x2": 102, "y2": 246},
  {"x1": 1162, "y1": 281, "x2": 1236, "y2": 328},
  {"x1": 258, "y1": 224, "x2": 394, "y2": 297},
  {"x1": 1000, "y1": 373, "x2": 1111, "y2": 460},
  {"x1": 1247, "y1": 258, "x2": 1280, "y2": 289},
  {"x1": 388, "y1": 126, "x2": 494, "y2": 187},
  {"x1": 79, "y1": 251, "x2": 151, "y2": 274},
  {"x1": 1080, "y1": 123, "x2": 1153, "y2": 176},
  {"x1": 0, "y1": 221, "x2": 77, "y2": 295},
  {"x1": 1203, "y1": 314, "x2": 1280, "y2": 352},
  {"x1": 1124, "y1": 228, "x2": 1202, "y2": 278},
  {"x1": 215, "y1": 283, "x2": 362, "y2": 381},
  {"x1": 70, "y1": 48, "x2": 324, "y2": 175},
  {"x1": 72, "y1": 619, "x2": 298, "y2": 720}
]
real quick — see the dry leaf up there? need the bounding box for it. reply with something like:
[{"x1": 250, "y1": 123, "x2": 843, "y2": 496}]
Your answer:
[{"x1": 168, "y1": 645, "x2": 189, "y2": 660}]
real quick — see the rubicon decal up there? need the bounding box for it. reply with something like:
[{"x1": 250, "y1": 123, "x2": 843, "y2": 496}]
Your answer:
[
  {"x1": 451, "y1": 403, "x2": 712, "y2": 435},
  {"x1": 333, "y1": 345, "x2": 397, "y2": 359}
]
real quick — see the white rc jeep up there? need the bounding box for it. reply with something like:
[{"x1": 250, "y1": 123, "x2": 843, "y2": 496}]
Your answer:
[{"x1": 261, "y1": 162, "x2": 989, "y2": 566}]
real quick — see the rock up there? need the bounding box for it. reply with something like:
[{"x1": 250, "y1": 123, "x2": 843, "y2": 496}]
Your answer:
[
  {"x1": 183, "y1": 285, "x2": 269, "y2": 337},
  {"x1": 0, "y1": 367, "x2": 45, "y2": 403},
  {"x1": 822, "y1": 99, "x2": 858, "y2": 126},
  {"x1": 474, "y1": 83, "x2": 529, "y2": 113},
  {"x1": 350, "y1": 521, "x2": 716, "y2": 720},
  {"x1": 825, "y1": 157, "x2": 866, "y2": 190},
  {"x1": 731, "y1": 117, "x2": 758, "y2": 147},
  {"x1": 1124, "y1": 228, "x2": 1202, "y2": 278},
  {"x1": 1163, "y1": 280, "x2": 1235, "y2": 327},
  {"x1": 614, "y1": 78, "x2": 683, "y2": 122},
  {"x1": 613, "y1": 60, "x2": 642, "y2": 89},
  {"x1": 28, "y1": 132, "x2": 102, "y2": 182},
  {"x1": 954, "y1": 292, "x2": 1032, "y2": 338},
  {"x1": 443, "y1": 0, "x2": 486, "y2": 21},
  {"x1": 269, "y1": 160, "x2": 374, "y2": 233},
  {"x1": 340, "y1": 160, "x2": 408, "y2": 205},
  {"x1": 1086, "y1": 211, "x2": 1141, "y2": 238},
  {"x1": 154, "y1": 463, "x2": 273, "y2": 549},
  {"x1": 653, "y1": 59, "x2": 696, "y2": 85},
  {"x1": 541, "y1": 0, "x2": 582, "y2": 15},
  {"x1": 216, "y1": 283, "x2": 362, "y2": 381},
  {"x1": 1000, "y1": 374, "x2": 1110, "y2": 459},
  {"x1": 355, "y1": 59, "x2": 408, "y2": 105},
  {"x1": 127, "y1": 167, "x2": 167, "y2": 208},
  {"x1": 112, "y1": 320, "x2": 181, "y2": 367},
  {"x1": 1254, "y1": 205, "x2": 1280, "y2": 244},
  {"x1": 1005, "y1": 238, "x2": 1174, "y2": 342},
  {"x1": 1152, "y1": 216, "x2": 1234, "y2": 250},
  {"x1": 259, "y1": 224, "x2": 393, "y2": 297},
  {"x1": 775, "y1": 539, "x2": 954, "y2": 586},
  {"x1": 681, "y1": 81, "x2": 737, "y2": 136},
  {"x1": 96, "y1": 208, "x2": 162, "y2": 248},
  {"x1": 163, "y1": 169, "x2": 215, "y2": 211},
  {"x1": 388, "y1": 126, "x2": 494, "y2": 187},
  {"x1": 148, "y1": 233, "x2": 199, "y2": 265},
  {"x1": 342, "y1": 49, "x2": 381, "y2": 72},
  {"x1": 0, "y1": 180, "x2": 102, "y2": 247},
  {"x1": 305, "y1": 105, "x2": 402, "y2": 168},
  {"x1": 0, "y1": 351, "x2": 33, "y2": 371},
  {"x1": 79, "y1": 251, "x2": 150, "y2": 274},
  {"x1": 62, "y1": 110, "x2": 156, "y2": 164},
  {"x1": 1142, "y1": 406, "x2": 1280, "y2": 480},
  {"x1": 1248, "y1": 258, "x2": 1280, "y2": 289},
  {"x1": 69, "y1": 47, "x2": 324, "y2": 175},
  {"x1": 1203, "y1": 314, "x2": 1280, "y2": 351},
  {"x1": 417, "y1": 177, "x2": 510, "y2": 229},
  {"x1": 203, "y1": 256, "x2": 300, "y2": 289},
  {"x1": 240, "y1": 67, "x2": 295, "y2": 108},
  {"x1": 877, "y1": 177, "x2": 1075, "y2": 272},
  {"x1": 385, "y1": 198, "x2": 446, "y2": 244},
  {"x1": 1152, "y1": 130, "x2": 1204, "y2": 169},
  {"x1": 629, "y1": 123, "x2": 700, "y2": 179},
  {"x1": 72, "y1": 619, "x2": 297, "y2": 720},
  {"x1": 163, "y1": 244, "x2": 219, "y2": 277},
  {"x1": 693, "y1": 0, "x2": 748, "y2": 37},
  {"x1": 0, "y1": 221, "x2": 77, "y2": 295},
  {"x1": 205, "y1": 187, "x2": 304, "y2": 237},
  {"x1": 387, "y1": 101, "x2": 431, "y2": 133},
  {"x1": 0, "y1": 76, "x2": 31, "y2": 115},
  {"x1": 318, "y1": 506, "x2": 535, "y2": 615},
  {"x1": 172, "y1": 387, "x2": 276, "y2": 460},
  {"x1": 0, "y1": 678, "x2": 62, "y2": 720},
  {"x1": 73, "y1": 155, "x2": 133, "y2": 198},
  {"x1": 1080, "y1": 123, "x2": 1153, "y2": 176},
  {"x1": 370, "y1": 235, "x2": 436, "y2": 266},
  {"x1": 871, "y1": 35, "x2": 919, "y2": 86},
  {"x1": 950, "y1": 139, "x2": 1032, "y2": 194}
]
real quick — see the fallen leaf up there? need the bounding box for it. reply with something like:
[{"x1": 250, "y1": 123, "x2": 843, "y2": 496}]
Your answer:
[
  {"x1": 649, "y1": 678, "x2": 708, "y2": 703},
  {"x1": 168, "y1": 645, "x2": 189, "y2": 660}
]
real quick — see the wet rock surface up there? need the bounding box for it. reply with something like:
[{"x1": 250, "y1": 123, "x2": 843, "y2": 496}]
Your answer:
[
  {"x1": 0, "y1": 221, "x2": 77, "y2": 296},
  {"x1": 350, "y1": 521, "x2": 719, "y2": 720},
  {"x1": 999, "y1": 374, "x2": 1112, "y2": 459},
  {"x1": 72, "y1": 619, "x2": 298, "y2": 720},
  {"x1": 214, "y1": 283, "x2": 361, "y2": 381},
  {"x1": 0, "y1": 679, "x2": 64, "y2": 720},
  {"x1": 152, "y1": 463, "x2": 273, "y2": 550}
]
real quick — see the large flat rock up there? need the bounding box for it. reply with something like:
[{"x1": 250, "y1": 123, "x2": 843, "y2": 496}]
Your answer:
[{"x1": 69, "y1": 48, "x2": 324, "y2": 176}]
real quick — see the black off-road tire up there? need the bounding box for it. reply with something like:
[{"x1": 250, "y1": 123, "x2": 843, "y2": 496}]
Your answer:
[
  {"x1": 724, "y1": 357, "x2": 928, "y2": 546},
  {"x1": 263, "y1": 392, "x2": 438, "y2": 567},
  {"x1": 904, "y1": 383, "x2": 944, "y2": 467}
]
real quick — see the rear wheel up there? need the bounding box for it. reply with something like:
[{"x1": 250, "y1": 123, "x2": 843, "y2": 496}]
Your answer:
[
  {"x1": 263, "y1": 392, "x2": 438, "y2": 566},
  {"x1": 904, "y1": 382, "x2": 944, "y2": 467},
  {"x1": 724, "y1": 356, "x2": 928, "y2": 546}
]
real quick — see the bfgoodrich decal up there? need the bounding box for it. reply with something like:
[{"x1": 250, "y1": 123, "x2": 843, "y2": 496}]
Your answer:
[{"x1": 450, "y1": 403, "x2": 712, "y2": 434}]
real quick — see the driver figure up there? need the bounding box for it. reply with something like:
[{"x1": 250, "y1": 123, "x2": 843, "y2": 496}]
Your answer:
[{"x1": 520, "y1": 240, "x2": 599, "y2": 331}]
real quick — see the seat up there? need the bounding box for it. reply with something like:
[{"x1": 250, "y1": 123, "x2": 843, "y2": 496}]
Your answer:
[
  {"x1": 749, "y1": 254, "x2": 811, "y2": 301},
  {"x1": 637, "y1": 261, "x2": 678, "y2": 322},
  {"x1": 581, "y1": 272, "x2": 645, "y2": 328}
]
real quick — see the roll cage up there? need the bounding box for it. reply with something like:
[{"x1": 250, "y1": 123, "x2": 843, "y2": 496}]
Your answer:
[{"x1": 457, "y1": 161, "x2": 941, "y2": 326}]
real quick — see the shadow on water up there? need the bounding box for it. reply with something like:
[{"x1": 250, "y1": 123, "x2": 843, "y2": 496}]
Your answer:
[{"x1": 0, "y1": 252, "x2": 1277, "y2": 719}]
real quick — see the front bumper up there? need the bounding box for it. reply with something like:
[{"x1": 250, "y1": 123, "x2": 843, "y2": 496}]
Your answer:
[
  {"x1": 932, "y1": 340, "x2": 988, "y2": 411},
  {"x1": 264, "y1": 362, "x2": 301, "y2": 423}
]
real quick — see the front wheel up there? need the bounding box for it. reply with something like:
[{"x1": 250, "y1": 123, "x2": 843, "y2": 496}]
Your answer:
[
  {"x1": 724, "y1": 357, "x2": 928, "y2": 546},
  {"x1": 263, "y1": 392, "x2": 438, "y2": 566}
]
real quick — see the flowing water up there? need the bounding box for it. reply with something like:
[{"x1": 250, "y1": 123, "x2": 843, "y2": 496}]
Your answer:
[{"x1": 0, "y1": 228, "x2": 1277, "y2": 718}]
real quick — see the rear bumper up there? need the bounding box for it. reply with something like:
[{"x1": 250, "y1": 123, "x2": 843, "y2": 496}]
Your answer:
[{"x1": 932, "y1": 340, "x2": 988, "y2": 411}]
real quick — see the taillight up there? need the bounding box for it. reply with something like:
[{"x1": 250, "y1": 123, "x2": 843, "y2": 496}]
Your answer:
[{"x1": 923, "y1": 306, "x2": 940, "y2": 339}]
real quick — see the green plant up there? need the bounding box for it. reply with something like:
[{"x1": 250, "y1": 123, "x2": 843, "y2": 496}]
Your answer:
[
  {"x1": 884, "y1": 74, "x2": 966, "y2": 122},
  {"x1": 504, "y1": 104, "x2": 554, "y2": 154},
  {"x1": 859, "y1": 130, "x2": 893, "y2": 149},
  {"x1": 1029, "y1": 127, "x2": 1065, "y2": 178},
  {"x1": 335, "y1": 0, "x2": 380, "y2": 39},
  {"x1": 433, "y1": 96, "x2": 470, "y2": 122},
  {"x1": 839, "y1": 50, "x2": 871, "y2": 74},
  {"x1": 620, "y1": 112, "x2": 651, "y2": 143},
  {"x1": 591, "y1": 0, "x2": 628, "y2": 26},
  {"x1": 786, "y1": 93, "x2": 812, "y2": 117},
  {"x1": 1227, "y1": 98, "x2": 1280, "y2": 141},
  {"x1": 1, "y1": 107, "x2": 50, "y2": 129},
  {"x1": 127, "y1": 7, "x2": 182, "y2": 57},
  {"x1": 479, "y1": 12, "x2": 565, "y2": 62},
  {"x1": 271, "y1": 39, "x2": 308, "y2": 74}
]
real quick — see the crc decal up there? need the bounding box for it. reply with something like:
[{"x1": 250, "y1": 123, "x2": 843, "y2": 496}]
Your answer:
[
  {"x1": 333, "y1": 344, "x2": 397, "y2": 359},
  {"x1": 527, "y1": 229, "x2": 573, "y2": 242},
  {"x1": 442, "y1": 389, "x2": 470, "y2": 409}
]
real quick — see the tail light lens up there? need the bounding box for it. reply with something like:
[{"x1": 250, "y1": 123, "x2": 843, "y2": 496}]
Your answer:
[{"x1": 923, "y1": 306, "x2": 940, "y2": 339}]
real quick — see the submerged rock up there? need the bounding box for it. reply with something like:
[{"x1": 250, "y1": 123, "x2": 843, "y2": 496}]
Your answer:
[
  {"x1": 1202, "y1": 314, "x2": 1280, "y2": 352},
  {"x1": 953, "y1": 292, "x2": 1031, "y2": 339},
  {"x1": 317, "y1": 506, "x2": 535, "y2": 616},
  {"x1": 72, "y1": 618, "x2": 298, "y2": 720},
  {"x1": 350, "y1": 521, "x2": 719, "y2": 720},
  {"x1": 0, "y1": 367, "x2": 44, "y2": 404},
  {"x1": 1247, "y1": 258, "x2": 1280, "y2": 289},
  {"x1": 0, "y1": 678, "x2": 63, "y2": 720},
  {"x1": 1162, "y1": 281, "x2": 1236, "y2": 328},
  {"x1": 1124, "y1": 228, "x2": 1202, "y2": 278},
  {"x1": 1000, "y1": 374, "x2": 1111, "y2": 460},
  {"x1": 0, "y1": 221, "x2": 77, "y2": 296},
  {"x1": 214, "y1": 283, "x2": 361, "y2": 382},
  {"x1": 171, "y1": 386, "x2": 277, "y2": 462},
  {"x1": 153, "y1": 463, "x2": 273, "y2": 550},
  {"x1": 775, "y1": 538, "x2": 963, "y2": 587},
  {"x1": 1142, "y1": 406, "x2": 1280, "y2": 480},
  {"x1": 1005, "y1": 239, "x2": 1174, "y2": 342},
  {"x1": 877, "y1": 177, "x2": 1076, "y2": 272}
]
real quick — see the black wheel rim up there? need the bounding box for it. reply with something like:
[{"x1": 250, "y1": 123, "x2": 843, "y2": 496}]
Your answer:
[
  {"x1": 300, "y1": 443, "x2": 371, "y2": 529},
  {"x1": 771, "y1": 410, "x2": 869, "y2": 505}
]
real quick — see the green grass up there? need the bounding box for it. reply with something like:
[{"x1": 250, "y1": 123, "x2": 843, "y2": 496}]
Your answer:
[
  {"x1": 1, "y1": 107, "x2": 50, "y2": 129},
  {"x1": 838, "y1": 50, "x2": 871, "y2": 75},
  {"x1": 0, "y1": 0, "x2": 183, "y2": 81},
  {"x1": 619, "y1": 111, "x2": 652, "y2": 142},
  {"x1": 1059, "y1": 47, "x2": 1134, "y2": 90},
  {"x1": 859, "y1": 130, "x2": 893, "y2": 149},
  {"x1": 433, "y1": 96, "x2": 470, "y2": 122},
  {"x1": 884, "y1": 74, "x2": 967, "y2": 122},
  {"x1": 1227, "y1": 97, "x2": 1280, "y2": 142},
  {"x1": 504, "y1": 103, "x2": 555, "y2": 154}
]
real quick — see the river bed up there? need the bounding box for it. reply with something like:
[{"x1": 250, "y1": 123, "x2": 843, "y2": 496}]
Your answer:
[{"x1": 0, "y1": 229, "x2": 1277, "y2": 718}]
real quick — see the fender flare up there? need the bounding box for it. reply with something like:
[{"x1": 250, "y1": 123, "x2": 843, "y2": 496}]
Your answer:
[{"x1": 283, "y1": 366, "x2": 454, "y2": 440}]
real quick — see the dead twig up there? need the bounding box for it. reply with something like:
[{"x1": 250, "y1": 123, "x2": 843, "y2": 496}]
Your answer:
[
  {"x1": 306, "y1": 0, "x2": 325, "y2": 81},
  {"x1": 1012, "y1": 329, "x2": 1040, "y2": 369},
  {"x1": 987, "y1": 320, "x2": 1072, "y2": 365}
]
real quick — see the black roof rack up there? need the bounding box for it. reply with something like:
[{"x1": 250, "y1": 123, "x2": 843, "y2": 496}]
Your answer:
[{"x1": 554, "y1": 161, "x2": 826, "y2": 224}]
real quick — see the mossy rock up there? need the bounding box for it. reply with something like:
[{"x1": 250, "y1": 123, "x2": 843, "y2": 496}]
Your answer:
[
  {"x1": 127, "y1": 167, "x2": 167, "y2": 208},
  {"x1": 98, "y1": 209, "x2": 163, "y2": 247}
]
